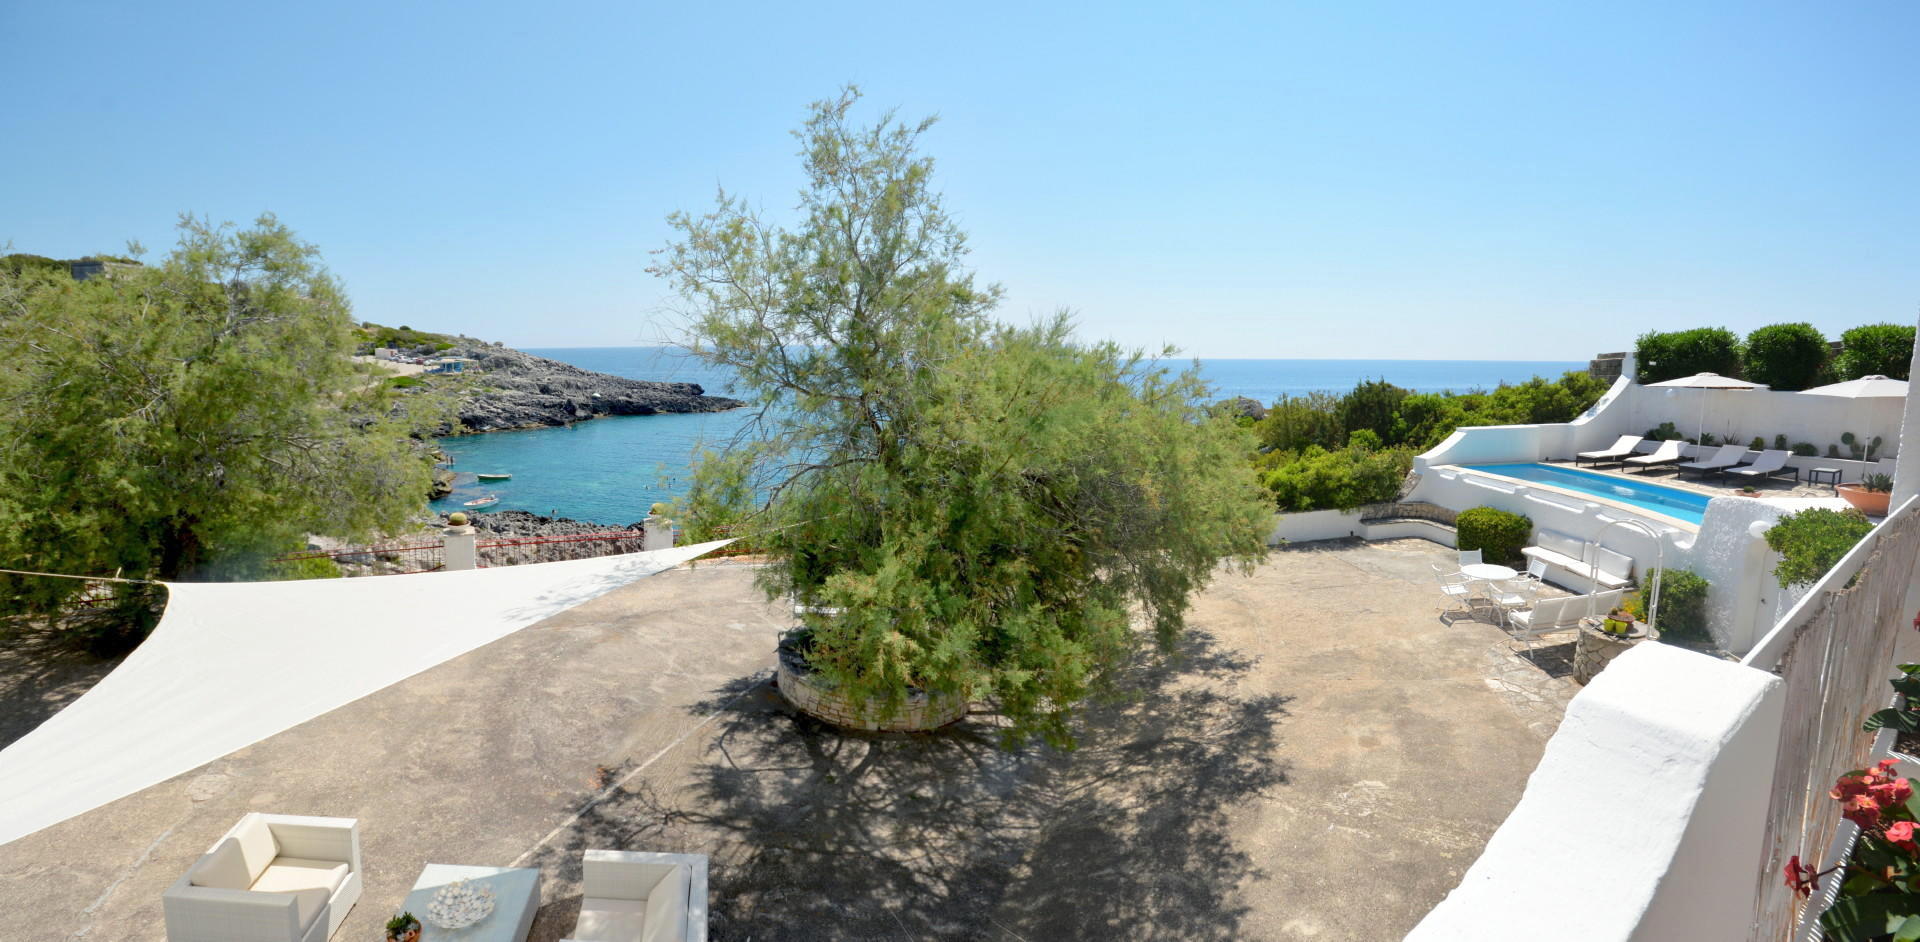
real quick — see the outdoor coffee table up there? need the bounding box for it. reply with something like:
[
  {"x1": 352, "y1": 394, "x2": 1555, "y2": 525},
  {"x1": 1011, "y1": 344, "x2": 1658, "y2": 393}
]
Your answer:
[
  {"x1": 1460, "y1": 563, "x2": 1518, "y2": 582},
  {"x1": 403, "y1": 863, "x2": 542, "y2": 941},
  {"x1": 1809, "y1": 467, "x2": 1843, "y2": 490}
]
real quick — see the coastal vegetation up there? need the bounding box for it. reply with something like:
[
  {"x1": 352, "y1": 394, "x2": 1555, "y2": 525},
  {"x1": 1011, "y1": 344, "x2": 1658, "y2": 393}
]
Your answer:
[
  {"x1": 1252, "y1": 371, "x2": 1607, "y2": 512},
  {"x1": 0, "y1": 215, "x2": 453, "y2": 653},
  {"x1": 1634, "y1": 322, "x2": 1916, "y2": 387},
  {"x1": 1764, "y1": 507, "x2": 1876, "y2": 588},
  {"x1": 657, "y1": 87, "x2": 1271, "y2": 748},
  {"x1": 1455, "y1": 507, "x2": 1533, "y2": 566}
]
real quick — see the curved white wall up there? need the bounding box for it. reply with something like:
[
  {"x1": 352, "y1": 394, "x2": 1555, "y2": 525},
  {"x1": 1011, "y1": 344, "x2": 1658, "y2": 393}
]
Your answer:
[{"x1": 1408, "y1": 643, "x2": 1784, "y2": 942}]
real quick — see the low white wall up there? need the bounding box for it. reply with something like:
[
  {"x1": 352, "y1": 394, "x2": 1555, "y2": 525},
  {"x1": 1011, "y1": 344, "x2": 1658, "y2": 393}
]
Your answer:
[
  {"x1": 1408, "y1": 643, "x2": 1784, "y2": 942},
  {"x1": 1267, "y1": 510, "x2": 1364, "y2": 545},
  {"x1": 1622, "y1": 383, "x2": 1904, "y2": 461},
  {"x1": 1405, "y1": 467, "x2": 1694, "y2": 571}
]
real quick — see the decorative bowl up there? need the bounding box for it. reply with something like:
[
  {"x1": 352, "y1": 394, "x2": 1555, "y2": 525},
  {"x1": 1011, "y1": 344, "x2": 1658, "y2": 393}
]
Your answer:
[{"x1": 426, "y1": 878, "x2": 496, "y2": 929}]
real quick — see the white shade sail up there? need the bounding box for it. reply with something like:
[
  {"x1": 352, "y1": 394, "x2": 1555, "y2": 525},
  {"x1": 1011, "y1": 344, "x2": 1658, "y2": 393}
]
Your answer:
[
  {"x1": 1800, "y1": 375, "x2": 1909, "y2": 399},
  {"x1": 0, "y1": 541, "x2": 728, "y2": 847},
  {"x1": 1644, "y1": 372, "x2": 1766, "y2": 390}
]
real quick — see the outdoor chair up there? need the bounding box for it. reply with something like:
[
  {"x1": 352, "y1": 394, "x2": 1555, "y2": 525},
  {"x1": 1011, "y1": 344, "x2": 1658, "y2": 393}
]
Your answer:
[
  {"x1": 1575, "y1": 435, "x2": 1643, "y2": 467},
  {"x1": 1432, "y1": 565, "x2": 1476, "y2": 621},
  {"x1": 1458, "y1": 548, "x2": 1483, "y2": 568},
  {"x1": 1677, "y1": 443, "x2": 1748, "y2": 479},
  {"x1": 563, "y1": 849, "x2": 709, "y2": 942},
  {"x1": 1624, "y1": 440, "x2": 1686, "y2": 472},
  {"x1": 1724, "y1": 449, "x2": 1799, "y2": 485},
  {"x1": 1506, "y1": 588, "x2": 1627, "y2": 661},
  {"x1": 1516, "y1": 557, "x2": 1551, "y2": 594},
  {"x1": 1488, "y1": 579, "x2": 1532, "y2": 626},
  {"x1": 162, "y1": 813, "x2": 362, "y2": 942}
]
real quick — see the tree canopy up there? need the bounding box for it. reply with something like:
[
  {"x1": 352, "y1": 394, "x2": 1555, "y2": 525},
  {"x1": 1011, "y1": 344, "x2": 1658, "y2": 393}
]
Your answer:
[
  {"x1": 0, "y1": 215, "x2": 449, "y2": 650},
  {"x1": 655, "y1": 88, "x2": 1271, "y2": 747},
  {"x1": 1743, "y1": 322, "x2": 1830, "y2": 391},
  {"x1": 1836, "y1": 323, "x2": 1916, "y2": 381},
  {"x1": 1633, "y1": 327, "x2": 1744, "y2": 384}
]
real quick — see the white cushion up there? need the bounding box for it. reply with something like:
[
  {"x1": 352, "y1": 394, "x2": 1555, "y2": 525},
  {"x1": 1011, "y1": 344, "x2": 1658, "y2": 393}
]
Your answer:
[
  {"x1": 231, "y1": 814, "x2": 280, "y2": 882},
  {"x1": 575, "y1": 897, "x2": 649, "y2": 941},
  {"x1": 188, "y1": 837, "x2": 251, "y2": 890},
  {"x1": 250, "y1": 857, "x2": 350, "y2": 895},
  {"x1": 642, "y1": 866, "x2": 689, "y2": 942},
  {"x1": 273, "y1": 886, "x2": 331, "y2": 930}
]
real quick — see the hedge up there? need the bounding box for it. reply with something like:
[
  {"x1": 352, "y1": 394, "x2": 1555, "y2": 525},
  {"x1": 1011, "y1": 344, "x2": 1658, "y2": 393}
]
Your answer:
[
  {"x1": 1456, "y1": 507, "x2": 1532, "y2": 565},
  {"x1": 1835, "y1": 323, "x2": 1916, "y2": 381},
  {"x1": 1626, "y1": 568, "x2": 1710, "y2": 641},
  {"x1": 1743, "y1": 323, "x2": 1829, "y2": 391},
  {"x1": 1634, "y1": 327, "x2": 1743, "y2": 384}
]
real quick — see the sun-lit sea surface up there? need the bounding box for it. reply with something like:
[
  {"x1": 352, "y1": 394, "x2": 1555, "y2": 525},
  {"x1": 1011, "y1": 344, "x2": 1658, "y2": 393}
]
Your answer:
[{"x1": 431, "y1": 348, "x2": 1584, "y2": 525}]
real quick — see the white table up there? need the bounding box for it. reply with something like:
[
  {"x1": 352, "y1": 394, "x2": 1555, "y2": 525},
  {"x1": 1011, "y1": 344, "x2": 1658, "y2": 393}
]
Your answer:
[
  {"x1": 1461, "y1": 563, "x2": 1518, "y2": 582},
  {"x1": 404, "y1": 864, "x2": 542, "y2": 942}
]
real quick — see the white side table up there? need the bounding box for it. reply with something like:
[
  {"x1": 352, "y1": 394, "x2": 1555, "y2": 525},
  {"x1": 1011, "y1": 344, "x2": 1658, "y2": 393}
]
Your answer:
[{"x1": 404, "y1": 864, "x2": 542, "y2": 942}]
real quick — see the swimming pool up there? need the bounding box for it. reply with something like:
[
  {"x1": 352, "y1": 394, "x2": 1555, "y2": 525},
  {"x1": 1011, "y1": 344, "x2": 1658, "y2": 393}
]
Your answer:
[{"x1": 1463, "y1": 463, "x2": 1713, "y2": 525}]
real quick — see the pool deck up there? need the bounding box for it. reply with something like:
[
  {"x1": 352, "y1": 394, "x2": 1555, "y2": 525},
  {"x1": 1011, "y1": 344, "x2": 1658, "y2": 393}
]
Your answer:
[
  {"x1": 1, "y1": 542, "x2": 1573, "y2": 941},
  {"x1": 1537, "y1": 458, "x2": 1847, "y2": 501}
]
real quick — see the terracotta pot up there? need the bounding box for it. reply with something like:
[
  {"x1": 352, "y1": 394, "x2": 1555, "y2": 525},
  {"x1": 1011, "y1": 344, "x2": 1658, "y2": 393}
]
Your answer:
[{"x1": 1837, "y1": 484, "x2": 1892, "y2": 516}]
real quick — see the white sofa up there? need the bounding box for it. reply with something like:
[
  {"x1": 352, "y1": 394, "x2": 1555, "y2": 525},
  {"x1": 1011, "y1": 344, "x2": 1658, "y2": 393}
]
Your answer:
[
  {"x1": 162, "y1": 813, "x2": 362, "y2": 942},
  {"x1": 564, "y1": 849, "x2": 709, "y2": 942},
  {"x1": 1521, "y1": 529, "x2": 1634, "y2": 593}
]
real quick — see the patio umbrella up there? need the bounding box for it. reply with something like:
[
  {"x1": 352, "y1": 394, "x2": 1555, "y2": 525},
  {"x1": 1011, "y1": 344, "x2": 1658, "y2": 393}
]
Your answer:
[
  {"x1": 1644, "y1": 372, "x2": 1765, "y2": 443},
  {"x1": 1799, "y1": 374, "x2": 1909, "y2": 399}
]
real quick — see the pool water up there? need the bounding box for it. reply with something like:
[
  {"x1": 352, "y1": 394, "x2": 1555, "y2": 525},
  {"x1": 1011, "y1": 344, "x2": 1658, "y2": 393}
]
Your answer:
[{"x1": 1464, "y1": 463, "x2": 1713, "y2": 525}]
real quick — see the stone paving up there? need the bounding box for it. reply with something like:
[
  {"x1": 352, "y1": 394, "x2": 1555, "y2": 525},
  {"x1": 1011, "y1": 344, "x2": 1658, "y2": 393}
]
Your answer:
[{"x1": 1, "y1": 542, "x2": 1577, "y2": 941}]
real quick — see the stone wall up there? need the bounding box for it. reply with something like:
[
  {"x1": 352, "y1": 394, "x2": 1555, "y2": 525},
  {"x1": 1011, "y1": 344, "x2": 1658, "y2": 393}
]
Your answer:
[
  {"x1": 776, "y1": 653, "x2": 968, "y2": 732},
  {"x1": 1589, "y1": 351, "x2": 1627, "y2": 382}
]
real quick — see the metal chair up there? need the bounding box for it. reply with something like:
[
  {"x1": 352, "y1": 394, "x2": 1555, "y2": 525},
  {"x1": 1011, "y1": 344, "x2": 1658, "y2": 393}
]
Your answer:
[
  {"x1": 1458, "y1": 548, "x2": 1483, "y2": 568},
  {"x1": 1433, "y1": 564, "x2": 1477, "y2": 621},
  {"x1": 1488, "y1": 579, "x2": 1532, "y2": 626}
]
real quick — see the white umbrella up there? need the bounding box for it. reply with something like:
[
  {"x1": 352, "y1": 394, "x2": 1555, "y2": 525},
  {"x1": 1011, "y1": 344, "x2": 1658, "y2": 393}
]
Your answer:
[
  {"x1": 1799, "y1": 374, "x2": 1908, "y2": 399},
  {"x1": 1644, "y1": 372, "x2": 1765, "y2": 443}
]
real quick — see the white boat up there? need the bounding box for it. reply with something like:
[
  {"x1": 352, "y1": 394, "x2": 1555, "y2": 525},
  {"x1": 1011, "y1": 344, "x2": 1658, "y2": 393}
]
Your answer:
[
  {"x1": 462, "y1": 495, "x2": 500, "y2": 508},
  {"x1": 475, "y1": 472, "x2": 512, "y2": 481}
]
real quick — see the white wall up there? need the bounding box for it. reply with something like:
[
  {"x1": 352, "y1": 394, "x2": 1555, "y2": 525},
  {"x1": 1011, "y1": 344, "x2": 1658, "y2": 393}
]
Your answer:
[
  {"x1": 1267, "y1": 510, "x2": 1458, "y2": 548},
  {"x1": 1624, "y1": 383, "x2": 1904, "y2": 461},
  {"x1": 1408, "y1": 643, "x2": 1784, "y2": 942},
  {"x1": 1686, "y1": 496, "x2": 1847, "y2": 654}
]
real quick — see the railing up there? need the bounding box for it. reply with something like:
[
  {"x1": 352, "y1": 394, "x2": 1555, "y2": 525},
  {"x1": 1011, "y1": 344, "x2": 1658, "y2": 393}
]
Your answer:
[
  {"x1": 271, "y1": 541, "x2": 447, "y2": 575},
  {"x1": 1744, "y1": 494, "x2": 1920, "y2": 939},
  {"x1": 270, "y1": 529, "x2": 663, "y2": 576}
]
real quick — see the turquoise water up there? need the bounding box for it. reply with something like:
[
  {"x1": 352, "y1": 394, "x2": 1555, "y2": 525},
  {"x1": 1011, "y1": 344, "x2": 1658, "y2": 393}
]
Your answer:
[
  {"x1": 434, "y1": 349, "x2": 1585, "y2": 525},
  {"x1": 1466, "y1": 463, "x2": 1712, "y2": 524}
]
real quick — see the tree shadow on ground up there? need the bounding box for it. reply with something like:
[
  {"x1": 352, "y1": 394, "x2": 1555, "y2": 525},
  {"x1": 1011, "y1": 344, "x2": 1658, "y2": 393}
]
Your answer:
[
  {"x1": 526, "y1": 630, "x2": 1290, "y2": 941},
  {"x1": 0, "y1": 629, "x2": 123, "y2": 749}
]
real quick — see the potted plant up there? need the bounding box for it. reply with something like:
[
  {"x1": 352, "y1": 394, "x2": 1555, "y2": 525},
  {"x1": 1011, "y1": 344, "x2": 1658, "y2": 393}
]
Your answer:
[
  {"x1": 386, "y1": 912, "x2": 422, "y2": 942},
  {"x1": 655, "y1": 89, "x2": 1270, "y2": 743},
  {"x1": 1736, "y1": 485, "x2": 1760, "y2": 497},
  {"x1": 1838, "y1": 473, "x2": 1896, "y2": 516},
  {"x1": 1601, "y1": 606, "x2": 1637, "y2": 636}
]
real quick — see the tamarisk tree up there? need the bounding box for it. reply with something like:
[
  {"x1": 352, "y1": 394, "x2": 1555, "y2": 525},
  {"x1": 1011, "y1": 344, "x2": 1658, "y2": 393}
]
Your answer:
[{"x1": 653, "y1": 88, "x2": 1271, "y2": 747}]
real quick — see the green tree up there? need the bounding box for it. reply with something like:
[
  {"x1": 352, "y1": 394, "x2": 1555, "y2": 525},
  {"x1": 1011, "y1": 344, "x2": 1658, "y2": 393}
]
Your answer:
[
  {"x1": 1634, "y1": 327, "x2": 1744, "y2": 384},
  {"x1": 1336, "y1": 379, "x2": 1410, "y2": 446},
  {"x1": 654, "y1": 88, "x2": 1270, "y2": 748},
  {"x1": 1835, "y1": 323, "x2": 1917, "y2": 381},
  {"x1": 0, "y1": 215, "x2": 450, "y2": 650},
  {"x1": 1254, "y1": 391, "x2": 1345, "y2": 452},
  {"x1": 1743, "y1": 322, "x2": 1830, "y2": 391}
]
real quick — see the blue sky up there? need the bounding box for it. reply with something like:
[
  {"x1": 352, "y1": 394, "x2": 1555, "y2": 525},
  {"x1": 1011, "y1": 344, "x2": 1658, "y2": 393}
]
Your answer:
[{"x1": 3, "y1": 1, "x2": 1914, "y2": 359}]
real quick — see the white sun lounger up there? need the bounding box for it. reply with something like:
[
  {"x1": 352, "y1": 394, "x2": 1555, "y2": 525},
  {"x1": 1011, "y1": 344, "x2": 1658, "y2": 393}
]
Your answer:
[
  {"x1": 1725, "y1": 449, "x2": 1799, "y2": 484},
  {"x1": 1624, "y1": 440, "x2": 1686, "y2": 472},
  {"x1": 1677, "y1": 443, "x2": 1748, "y2": 478},
  {"x1": 1575, "y1": 435, "x2": 1643, "y2": 467}
]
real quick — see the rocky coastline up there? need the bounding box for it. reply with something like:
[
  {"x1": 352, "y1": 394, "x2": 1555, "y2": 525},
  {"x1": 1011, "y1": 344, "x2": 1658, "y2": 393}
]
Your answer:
[{"x1": 432, "y1": 338, "x2": 744, "y2": 433}]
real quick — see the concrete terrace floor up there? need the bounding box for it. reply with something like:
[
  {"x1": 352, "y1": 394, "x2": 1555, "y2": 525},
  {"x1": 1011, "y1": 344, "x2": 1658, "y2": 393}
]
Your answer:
[{"x1": 1, "y1": 541, "x2": 1575, "y2": 941}]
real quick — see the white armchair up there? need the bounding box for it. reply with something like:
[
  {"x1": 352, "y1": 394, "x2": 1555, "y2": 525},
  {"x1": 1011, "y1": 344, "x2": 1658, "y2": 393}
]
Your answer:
[
  {"x1": 564, "y1": 849, "x2": 709, "y2": 942},
  {"x1": 162, "y1": 813, "x2": 362, "y2": 942}
]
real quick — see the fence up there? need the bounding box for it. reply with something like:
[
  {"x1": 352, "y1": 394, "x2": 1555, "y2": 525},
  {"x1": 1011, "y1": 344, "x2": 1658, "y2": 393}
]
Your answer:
[{"x1": 1743, "y1": 494, "x2": 1920, "y2": 939}]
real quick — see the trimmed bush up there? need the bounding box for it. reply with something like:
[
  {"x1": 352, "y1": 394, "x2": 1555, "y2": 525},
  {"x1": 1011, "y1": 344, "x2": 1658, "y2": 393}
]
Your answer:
[
  {"x1": 1835, "y1": 323, "x2": 1917, "y2": 381},
  {"x1": 1262, "y1": 444, "x2": 1413, "y2": 512},
  {"x1": 1626, "y1": 568, "x2": 1710, "y2": 641},
  {"x1": 1749, "y1": 436, "x2": 1765, "y2": 451},
  {"x1": 1792, "y1": 442, "x2": 1818, "y2": 457},
  {"x1": 1764, "y1": 507, "x2": 1873, "y2": 588},
  {"x1": 1634, "y1": 327, "x2": 1743, "y2": 384},
  {"x1": 1456, "y1": 507, "x2": 1533, "y2": 565},
  {"x1": 1743, "y1": 323, "x2": 1830, "y2": 391}
]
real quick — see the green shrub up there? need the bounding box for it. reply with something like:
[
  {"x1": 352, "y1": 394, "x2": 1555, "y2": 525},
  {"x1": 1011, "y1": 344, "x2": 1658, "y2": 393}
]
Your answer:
[
  {"x1": 1743, "y1": 323, "x2": 1830, "y2": 391},
  {"x1": 1774, "y1": 434, "x2": 1788, "y2": 451},
  {"x1": 1336, "y1": 379, "x2": 1409, "y2": 447},
  {"x1": 1835, "y1": 323, "x2": 1917, "y2": 381},
  {"x1": 1792, "y1": 442, "x2": 1818, "y2": 457},
  {"x1": 264, "y1": 554, "x2": 344, "y2": 580},
  {"x1": 1634, "y1": 327, "x2": 1744, "y2": 384},
  {"x1": 1255, "y1": 391, "x2": 1344, "y2": 453},
  {"x1": 1749, "y1": 436, "x2": 1765, "y2": 451},
  {"x1": 1625, "y1": 568, "x2": 1710, "y2": 641},
  {"x1": 1346, "y1": 428, "x2": 1382, "y2": 450},
  {"x1": 387, "y1": 375, "x2": 425, "y2": 389},
  {"x1": 1455, "y1": 507, "x2": 1533, "y2": 566},
  {"x1": 1262, "y1": 444, "x2": 1414, "y2": 512},
  {"x1": 1764, "y1": 507, "x2": 1874, "y2": 588},
  {"x1": 1645, "y1": 420, "x2": 1682, "y2": 441}
]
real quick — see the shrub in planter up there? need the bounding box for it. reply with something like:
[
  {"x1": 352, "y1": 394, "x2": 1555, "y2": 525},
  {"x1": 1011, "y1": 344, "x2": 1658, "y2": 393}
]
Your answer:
[
  {"x1": 1764, "y1": 507, "x2": 1874, "y2": 588},
  {"x1": 1623, "y1": 568, "x2": 1709, "y2": 641},
  {"x1": 1775, "y1": 434, "x2": 1789, "y2": 451},
  {"x1": 1645, "y1": 420, "x2": 1682, "y2": 442},
  {"x1": 1835, "y1": 322, "x2": 1918, "y2": 381},
  {"x1": 658, "y1": 89, "x2": 1271, "y2": 747},
  {"x1": 1455, "y1": 507, "x2": 1532, "y2": 566},
  {"x1": 1749, "y1": 436, "x2": 1766, "y2": 452},
  {"x1": 1743, "y1": 322, "x2": 1830, "y2": 391},
  {"x1": 1634, "y1": 326, "x2": 1744, "y2": 384}
]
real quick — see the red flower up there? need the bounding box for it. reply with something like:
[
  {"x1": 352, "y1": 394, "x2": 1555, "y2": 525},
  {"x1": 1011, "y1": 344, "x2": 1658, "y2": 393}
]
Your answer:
[
  {"x1": 1888, "y1": 821, "x2": 1919, "y2": 854},
  {"x1": 1842, "y1": 793, "x2": 1884, "y2": 830},
  {"x1": 1785, "y1": 855, "x2": 1822, "y2": 897},
  {"x1": 1871, "y1": 777, "x2": 1913, "y2": 808},
  {"x1": 1835, "y1": 773, "x2": 1874, "y2": 802}
]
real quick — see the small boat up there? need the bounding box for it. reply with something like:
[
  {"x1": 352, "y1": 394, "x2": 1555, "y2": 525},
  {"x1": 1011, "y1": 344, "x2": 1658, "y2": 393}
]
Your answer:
[
  {"x1": 463, "y1": 495, "x2": 500, "y2": 508},
  {"x1": 475, "y1": 472, "x2": 512, "y2": 481}
]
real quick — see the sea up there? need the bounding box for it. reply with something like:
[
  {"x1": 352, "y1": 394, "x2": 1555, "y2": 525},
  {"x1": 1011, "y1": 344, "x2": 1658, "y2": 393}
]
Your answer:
[{"x1": 431, "y1": 348, "x2": 1584, "y2": 525}]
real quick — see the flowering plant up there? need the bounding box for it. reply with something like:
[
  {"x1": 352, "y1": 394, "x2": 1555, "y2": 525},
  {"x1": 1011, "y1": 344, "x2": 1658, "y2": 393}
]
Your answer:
[{"x1": 1792, "y1": 758, "x2": 1920, "y2": 939}]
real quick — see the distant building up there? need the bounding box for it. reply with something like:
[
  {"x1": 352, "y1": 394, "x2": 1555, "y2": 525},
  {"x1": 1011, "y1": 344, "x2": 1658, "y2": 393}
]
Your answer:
[
  {"x1": 68, "y1": 258, "x2": 141, "y2": 282},
  {"x1": 375, "y1": 347, "x2": 397, "y2": 361},
  {"x1": 427, "y1": 357, "x2": 476, "y2": 374}
]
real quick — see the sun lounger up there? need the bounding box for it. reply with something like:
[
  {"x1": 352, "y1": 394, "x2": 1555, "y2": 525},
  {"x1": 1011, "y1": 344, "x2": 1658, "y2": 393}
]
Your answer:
[
  {"x1": 1623, "y1": 440, "x2": 1686, "y2": 472},
  {"x1": 1677, "y1": 443, "x2": 1748, "y2": 479},
  {"x1": 1575, "y1": 435, "x2": 1643, "y2": 467},
  {"x1": 1724, "y1": 449, "x2": 1799, "y2": 484}
]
